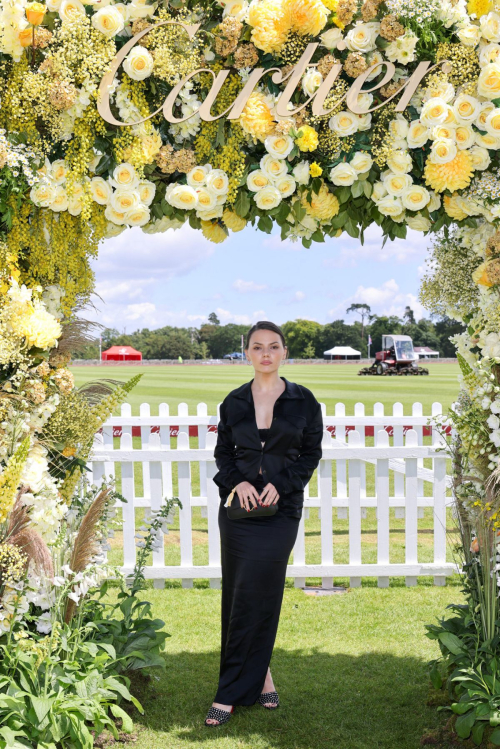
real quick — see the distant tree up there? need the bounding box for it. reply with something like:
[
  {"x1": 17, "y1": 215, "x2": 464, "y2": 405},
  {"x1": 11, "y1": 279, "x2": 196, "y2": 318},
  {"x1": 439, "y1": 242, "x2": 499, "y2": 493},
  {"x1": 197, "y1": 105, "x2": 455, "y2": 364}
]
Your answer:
[
  {"x1": 208, "y1": 312, "x2": 220, "y2": 326},
  {"x1": 201, "y1": 323, "x2": 247, "y2": 358},
  {"x1": 346, "y1": 303, "x2": 372, "y2": 340},
  {"x1": 433, "y1": 316, "x2": 465, "y2": 357},
  {"x1": 303, "y1": 341, "x2": 316, "y2": 359},
  {"x1": 154, "y1": 332, "x2": 194, "y2": 359},
  {"x1": 317, "y1": 319, "x2": 366, "y2": 357},
  {"x1": 403, "y1": 306, "x2": 416, "y2": 325},
  {"x1": 367, "y1": 315, "x2": 402, "y2": 354},
  {"x1": 282, "y1": 319, "x2": 322, "y2": 358}
]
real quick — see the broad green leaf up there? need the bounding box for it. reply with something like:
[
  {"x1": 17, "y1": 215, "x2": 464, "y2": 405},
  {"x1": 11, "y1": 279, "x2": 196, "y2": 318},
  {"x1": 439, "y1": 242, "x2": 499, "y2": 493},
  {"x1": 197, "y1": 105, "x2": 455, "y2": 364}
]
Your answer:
[
  {"x1": 429, "y1": 662, "x2": 442, "y2": 690},
  {"x1": 491, "y1": 726, "x2": 500, "y2": 745},
  {"x1": 452, "y1": 701, "x2": 473, "y2": 715},
  {"x1": 472, "y1": 722, "x2": 486, "y2": 745},
  {"x1": 110, "y1": 704, "x2": 133, "y2": 733},
  {"x1": 351, "y1": 180, "x2": 364, "y2": 198},
  {"x1": 455, "y1": 709, "x2": 476, "y2": 739},
  {"x1": 98, "y1": 643, "x2": 116, "y2": 659},
  {"x1": 438, "y1": 631, "x2": 466, "y2": 655},
  {"x1": 234, "y1": 189, "x2": 251, "y2": 218}
]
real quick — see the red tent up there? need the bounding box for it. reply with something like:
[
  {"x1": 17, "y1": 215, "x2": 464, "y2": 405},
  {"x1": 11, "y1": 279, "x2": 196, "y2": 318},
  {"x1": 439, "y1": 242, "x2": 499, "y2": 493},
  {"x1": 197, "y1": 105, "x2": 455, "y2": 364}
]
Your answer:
[{"x1": 101, "y1": 345, "x2": 142, "y2": 361}]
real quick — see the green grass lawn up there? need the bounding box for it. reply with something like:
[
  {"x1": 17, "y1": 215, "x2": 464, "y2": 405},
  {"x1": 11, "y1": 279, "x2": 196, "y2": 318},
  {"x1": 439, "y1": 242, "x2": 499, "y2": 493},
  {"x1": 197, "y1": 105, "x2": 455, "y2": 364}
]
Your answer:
[
  {"x1": 71, "y1": 361, "x2": 460, "y2": 415},
  {"x1": 74, "y1": 363, "x2": 461, "y2": 747}
]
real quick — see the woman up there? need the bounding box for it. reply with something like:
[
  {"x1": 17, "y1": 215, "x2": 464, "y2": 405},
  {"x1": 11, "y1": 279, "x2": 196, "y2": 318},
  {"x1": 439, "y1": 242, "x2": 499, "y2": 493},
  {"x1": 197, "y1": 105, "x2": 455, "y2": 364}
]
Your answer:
[{"x1": 204, "y1": 321, "x2": 323, "y2": 727}]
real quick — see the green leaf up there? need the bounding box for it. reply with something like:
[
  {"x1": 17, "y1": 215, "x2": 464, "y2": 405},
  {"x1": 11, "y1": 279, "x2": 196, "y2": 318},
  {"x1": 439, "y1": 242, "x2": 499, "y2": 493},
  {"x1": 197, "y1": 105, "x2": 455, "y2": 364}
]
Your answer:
[
  {"x1": 337, "y1": 186, "x2": 351, "y2": 204},
  {"x1": 311, "y1": 229, "x2": 325, "y2": 243},
  {"x1": 258, "y1": 215, "x2": 273, "y2": 234},
  {"x1": 491, "y1": 727, "x2": 500, "y2": 745},
  {"x1": 234, "y1": 190, "x2": 251, "y2": 218},
  {"x1": 429, "y1": 662, "x2": 442, "y2": 690},
  {"x1": 109, "y1": 705, "x2": 134, "y2": 733},
  {"x1": 363, "y1": 181, "x2": 373, "y2": 198},
  {"x1": 452, "y1": 701, "x2": 473, "y2": 715},
  {"x1": 438, "y1": 631, "x2": 466, "y2": 655},
  {"x1": 351, "y1": 180, "x2": 364, "y2": 198},
  {"x1": 472, "y1": 722, "x2": 486, "y2": 745},
  {"x1": 30, "y1": 696, "x2": 52, "y2": 724},
  {"x1": 455, "y1": 710, "x2": 476, "y2": 739},
  {"x1": 98, "y1": 643, "x2": 116, "y2": 659},
  {"x1": 492, "y1": 97, "x2": 500, "y2": 107}
]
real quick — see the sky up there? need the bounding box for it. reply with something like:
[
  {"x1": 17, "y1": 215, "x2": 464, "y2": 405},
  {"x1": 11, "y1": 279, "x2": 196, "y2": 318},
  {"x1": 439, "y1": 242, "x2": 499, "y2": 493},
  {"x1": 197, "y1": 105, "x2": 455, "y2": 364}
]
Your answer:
[{"x1": 88, "y1": 223, "x2": 432, "y2": 334}]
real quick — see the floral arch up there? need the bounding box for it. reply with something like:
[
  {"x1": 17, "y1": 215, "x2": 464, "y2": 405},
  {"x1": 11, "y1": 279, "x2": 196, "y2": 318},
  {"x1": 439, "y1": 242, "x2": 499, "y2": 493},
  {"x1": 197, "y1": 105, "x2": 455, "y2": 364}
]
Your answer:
[{"x1": 1, "y1": 0, "x2": 500, "y2": 743}]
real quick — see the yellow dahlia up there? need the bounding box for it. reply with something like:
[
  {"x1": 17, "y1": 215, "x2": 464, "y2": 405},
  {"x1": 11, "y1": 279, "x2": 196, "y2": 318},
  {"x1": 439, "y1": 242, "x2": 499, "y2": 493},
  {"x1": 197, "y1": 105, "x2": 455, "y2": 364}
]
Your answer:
[
  {"x1": 443, "y1": 193, "x2": 468, "y2": 221},
  {"x1": 201, "y1": 220, "x2": 228, "y2": 244},
  {"x1": 467, "y1": 0, "x2": 491, "y2": 17},
  {"x1": 223, "y1": 209, "x2": 247, "y2": 232},
  {"x1": 322, "y1": 0, "x2": 338, "y2": 9},
  {"x1": 310, "y1": 162, "x2": 323, "y2": 177},
  {"x1": 284, "y1": 0, "x2": 328, "y2": 36},
  {"x1": 296, "y1": 125, "x2": 319, "y2": 152},
  {"x1": 424, "y1": 150, "x2": 474, "y2": 193},
  {"x1": 248, "y1": 0, "x2": 290, "y2": 54},
  {"x1": 239, "y1": 92, "x2": 276, "y2": 142},
  {"x1": 301, "y1": 182, "x2": 339, "y2": 221},
  {"x1": 472, "y1": 261, "x2": 493, "y2": 287}
]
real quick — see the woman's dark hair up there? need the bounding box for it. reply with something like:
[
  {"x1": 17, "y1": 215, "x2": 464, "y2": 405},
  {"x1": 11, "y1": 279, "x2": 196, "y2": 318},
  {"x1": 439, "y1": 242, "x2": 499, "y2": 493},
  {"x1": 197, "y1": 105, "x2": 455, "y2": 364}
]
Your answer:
[{"x1": 245, "y1": 321, "x2": 286, "y2": 349}]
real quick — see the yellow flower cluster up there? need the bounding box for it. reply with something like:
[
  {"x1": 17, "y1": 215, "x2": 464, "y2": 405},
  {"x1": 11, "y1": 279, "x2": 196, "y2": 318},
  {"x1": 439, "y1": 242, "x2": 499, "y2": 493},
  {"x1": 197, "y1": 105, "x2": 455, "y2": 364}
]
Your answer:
[
  {"x1": 0, "y1": 544, "x2": 27, "y2": 585},
  {"x1": 296, "y1": 125, "x2": 319, "y2": 152},
  {"x1": 424, "y1": 151, "x2": 474, "y2": 193},
  {"x1": 0, "y1": 438, "x2": 30, "y2": 524},
  {"x1": 239, "y1": 92, "x2": 276, "y2": 142},
  {"x1": 248, "y1": 0, "x2": 328, "y2": 53},
  {"x1": 301, "y1": 182, "x2": 340, "y2": 220},
  {"x1": 201, "y1": 220, "x2": 229, "y2": 243}
]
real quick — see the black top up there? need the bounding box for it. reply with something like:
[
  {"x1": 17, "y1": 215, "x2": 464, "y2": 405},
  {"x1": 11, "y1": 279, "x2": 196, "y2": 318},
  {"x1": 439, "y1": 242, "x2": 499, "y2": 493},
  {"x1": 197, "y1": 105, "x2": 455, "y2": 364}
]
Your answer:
[{"x1": 258, "y1": 428, "x2": 271, "y2": 442}]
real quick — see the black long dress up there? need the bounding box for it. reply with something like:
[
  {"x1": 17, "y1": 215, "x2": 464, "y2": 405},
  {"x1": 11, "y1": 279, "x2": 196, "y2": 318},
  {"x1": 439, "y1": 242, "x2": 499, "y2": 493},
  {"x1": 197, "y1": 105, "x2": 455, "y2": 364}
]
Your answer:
[{"x1": 214, "y1": 432, "x2": 300, "y2": 706}]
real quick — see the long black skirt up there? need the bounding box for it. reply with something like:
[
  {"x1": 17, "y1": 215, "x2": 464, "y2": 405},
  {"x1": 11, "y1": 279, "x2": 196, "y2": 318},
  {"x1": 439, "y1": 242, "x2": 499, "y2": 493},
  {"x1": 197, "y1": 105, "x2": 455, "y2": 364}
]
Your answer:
[{"x1": 214, "y1": 496, "x2": 300, "y2": 706}]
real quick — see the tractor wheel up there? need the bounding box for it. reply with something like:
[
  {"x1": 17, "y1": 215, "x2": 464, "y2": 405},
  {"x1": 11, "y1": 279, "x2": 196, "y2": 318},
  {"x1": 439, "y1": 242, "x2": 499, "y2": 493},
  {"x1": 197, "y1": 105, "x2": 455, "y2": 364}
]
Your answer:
[{"x1": 376, "y1": 363, "x2": 384, "y2": 376}]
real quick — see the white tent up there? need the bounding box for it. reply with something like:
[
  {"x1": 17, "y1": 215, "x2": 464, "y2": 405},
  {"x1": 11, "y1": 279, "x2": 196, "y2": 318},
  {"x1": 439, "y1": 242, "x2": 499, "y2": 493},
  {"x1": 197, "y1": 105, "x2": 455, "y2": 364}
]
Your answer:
[{"x1": 324, "y1": 346, "x2": 361, "y2": 360}]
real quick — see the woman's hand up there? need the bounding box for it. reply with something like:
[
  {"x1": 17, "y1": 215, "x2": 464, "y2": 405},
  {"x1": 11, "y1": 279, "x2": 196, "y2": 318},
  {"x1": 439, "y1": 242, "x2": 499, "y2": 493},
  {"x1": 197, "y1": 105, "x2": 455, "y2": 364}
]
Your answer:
[
  {"x1": 259, "y1": 483, "x2": 280, "y2": 506},
  {"x1": 235, "y1": 481, "x2": 261, "y2": 512}
]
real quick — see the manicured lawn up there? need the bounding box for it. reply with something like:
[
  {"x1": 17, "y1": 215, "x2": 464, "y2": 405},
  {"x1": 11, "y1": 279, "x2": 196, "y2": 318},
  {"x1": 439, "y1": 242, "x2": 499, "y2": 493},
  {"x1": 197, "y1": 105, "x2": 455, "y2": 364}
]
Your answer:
[
  {"x1": 71, "y1": 361, "x2": 460, "y2": 415},
  {"x1": 121, "y1": 578, "x2": 462, "y2": 749}
]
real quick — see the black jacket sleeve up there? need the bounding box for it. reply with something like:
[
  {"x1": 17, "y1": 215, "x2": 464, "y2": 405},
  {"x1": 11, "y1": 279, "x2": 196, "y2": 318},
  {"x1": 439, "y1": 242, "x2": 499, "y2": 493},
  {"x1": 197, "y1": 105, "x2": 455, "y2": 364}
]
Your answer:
[
  {"x1": 270, "y1": 400, "x2": 323, "y2": 496},
  {"x1": 213, "y1": 399, "x2": 247, "y2": 491}
]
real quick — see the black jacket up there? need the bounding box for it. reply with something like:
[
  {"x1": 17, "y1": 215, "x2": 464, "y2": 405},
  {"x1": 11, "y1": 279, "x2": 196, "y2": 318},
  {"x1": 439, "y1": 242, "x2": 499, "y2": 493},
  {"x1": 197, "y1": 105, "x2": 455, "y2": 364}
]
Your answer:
[{"x1": 213, "y1": 377, "x2": 323, "y2": 517}]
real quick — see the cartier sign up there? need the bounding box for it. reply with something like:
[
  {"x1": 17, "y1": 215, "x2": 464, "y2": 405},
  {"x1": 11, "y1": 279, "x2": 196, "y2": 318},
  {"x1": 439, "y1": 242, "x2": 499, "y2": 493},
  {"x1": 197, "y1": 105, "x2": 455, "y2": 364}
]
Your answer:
[{"x1": 98, "y1": 20, "x2": 445, "y2": 127}]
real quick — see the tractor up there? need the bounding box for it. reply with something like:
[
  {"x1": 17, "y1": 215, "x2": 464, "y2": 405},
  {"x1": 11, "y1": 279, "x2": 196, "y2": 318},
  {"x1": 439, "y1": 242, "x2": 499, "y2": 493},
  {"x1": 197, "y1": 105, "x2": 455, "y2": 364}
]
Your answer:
[{"x1": 358, "y1": 335, "x2": 430, "y2": 376}]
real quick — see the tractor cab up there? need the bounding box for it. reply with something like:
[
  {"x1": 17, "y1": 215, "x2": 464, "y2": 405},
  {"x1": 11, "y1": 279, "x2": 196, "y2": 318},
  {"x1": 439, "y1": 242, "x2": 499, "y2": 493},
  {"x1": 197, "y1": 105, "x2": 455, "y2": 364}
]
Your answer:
[{"x1": 360, "y1": 334, "x2": 428, "y2": 376}]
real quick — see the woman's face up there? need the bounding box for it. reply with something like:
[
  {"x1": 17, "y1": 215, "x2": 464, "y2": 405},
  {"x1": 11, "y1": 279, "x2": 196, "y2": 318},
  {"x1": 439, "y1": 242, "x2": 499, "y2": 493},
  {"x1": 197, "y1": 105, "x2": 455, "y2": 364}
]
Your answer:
[{"x1": 245, "y1": 329, "x2": 286, "y2": 374}]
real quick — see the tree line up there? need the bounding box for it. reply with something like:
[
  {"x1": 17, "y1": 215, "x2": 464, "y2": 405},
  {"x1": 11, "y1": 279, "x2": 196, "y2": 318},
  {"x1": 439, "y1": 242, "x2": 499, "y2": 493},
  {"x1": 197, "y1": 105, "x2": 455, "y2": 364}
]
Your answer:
[{"x1": 77, "y1": 307, "x2": 462, "y2": 360}]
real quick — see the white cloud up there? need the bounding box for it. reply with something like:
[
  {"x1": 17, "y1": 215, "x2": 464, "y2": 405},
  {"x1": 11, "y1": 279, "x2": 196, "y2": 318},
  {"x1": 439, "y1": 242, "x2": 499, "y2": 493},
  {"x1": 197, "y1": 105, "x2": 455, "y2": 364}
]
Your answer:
[
  {"x1": 214, "y1": 307, "x2": 268, "y2": 325},
  {"x1": 329, "y1": 279, "x2": 426, "y2": 321},
  {"x1": 233, "y1": 279, "x2": 269, "y2": 293},
  {"x1": 294, "y1": 290, "x2": 306, "y2": 301},
  {"x1": 323, "y1": 226, "x2": 430, "y2": 267}
]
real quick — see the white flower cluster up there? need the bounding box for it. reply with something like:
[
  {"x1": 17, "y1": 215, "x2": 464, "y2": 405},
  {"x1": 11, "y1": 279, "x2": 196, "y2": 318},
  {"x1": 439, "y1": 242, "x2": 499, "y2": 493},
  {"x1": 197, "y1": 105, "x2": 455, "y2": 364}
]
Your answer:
[
  {"x1": 166, "y1": 164, "x2": 230, "y2": 220},
  {"x1": 0, "y1": 130, "x2": 39, "y2": 187},
  {"x1": 20, "y1": 443, "x2": 68, "y2": 544},
  {"x1": 0, "y1": 0, "x2": 27, "y2": 62},
  {"x1": 59, "y1": 78, "x2": 97, "y2": 141},
  {"x1": 48, "y1": 0, "x2": 156, "y2": 34},
  {"x1": 170, "y1": 84, "x2": 203, "y2": 144},
  {"x1": 247, "y1": 135, "x2": 298, "y2": 209},
  {"x1": 30, "y1": 158, "x2": 85, "y2": 215},
  {"x1": 89, "y1": 162, "x2": 155, "y2": 228},
  {"x1": 0, "y1": 581, "x2": 29, "y2": 634},
  {"x1": 329, "y1": 150, "x2": 373, "y2": 186}
]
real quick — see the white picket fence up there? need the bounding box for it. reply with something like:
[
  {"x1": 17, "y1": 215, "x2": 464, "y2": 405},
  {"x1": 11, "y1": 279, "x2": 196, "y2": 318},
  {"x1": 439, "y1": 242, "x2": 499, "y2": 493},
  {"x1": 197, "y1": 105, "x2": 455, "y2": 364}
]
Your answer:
[{"x1": 89, "y1": 401, "x2": 456, "y2": 589}]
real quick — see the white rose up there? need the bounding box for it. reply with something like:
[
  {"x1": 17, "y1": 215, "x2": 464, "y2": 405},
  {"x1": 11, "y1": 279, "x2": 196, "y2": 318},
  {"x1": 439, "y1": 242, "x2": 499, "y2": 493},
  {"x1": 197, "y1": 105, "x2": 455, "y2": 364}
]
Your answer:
[
  {"x1": 260, "y1": 154, "x2": 288, "y2": 179},
  {"x1": 329, "y1": 111, "x2": 359, "y2": 137},
  {"x1": 21, "y1": 446, "x2": 48, "y2": 493},
  {"x1": 104, "y1": 205, "x2": 126, "y2": 225},
  {"x1": 206, "y1": 169, "x2": 229, "y2": 195},
  {"x1": 406, "y1": 213, "x2": 431, "y2": 231},
  {"x1": 111, "y1": 188, "x2": 140, "y2": 213},
  {"x1": 457, "y1": 24, "x2": 481, "y2": 47},
  {"x1": 222, "y1": 0, "x2": 249, "y2": 21},
  {"x1": 477, "y1": 62, "x2": 500, "y2": 99},
  {"x1": 50, "y1": 159, "x2": 68, "y2": 185},
  {"x1": 265, "y1": 134, "x2": 293, "y2": 159},
  {"x1": 125, "y1": 204, "x2": 151, "y2": 226},
  {"x1": 376, "y1": 195, "x2": 404, "y2": 217},
  {"x1": 197, "y1": 205, "x2": 224, "y2": 221},
  {"x1": 485, "y1": 107, "x2": 500, "y2": 137},
  {"x1": 453, "y1": 94, "x2": 481, "y2": 123},
  {"x1": 386, "y1": 31, "x2": 418, "y2": 64},
  {"x1": 371, "y1": 181, "x2": 387, "y2": 201},
  {"x1": 389, "y1": 116, "x2": 409, "y2": 141},
  {"x1": 429, "y1": 137, "x2": 457, "y2": 164},
  {"x1": 386, "y1": 149, "x2": 412, "y2": 174},
  {"x1": 247, "y1": 169, "x2": 270, "y2": 192},
  {"x1": 68, "y1": 198, "x2": 82, "y2": 216},
  {"x1": 407, "y1": 121, "x2": 430, "y2": 148},
  {"x1": 427, "y1": 191, "x2": 441, "y2": 212},
  {"x1": 476, "y1": 102, "x2": 495, "y2": 129},
  {"x1": 329, "y1": 162, "x2": 358, "y2": 186},
  {"x1": 274, "y1": 175, "x2": 297, "y2": 198},
  {"x1": 469, "y1": 145, "x2": 491, "y2": 170},
  {"x1": 30, "y1": 181, "x2": 56, "y2": 207},
  {"x1": 186, "y1": 164, "x2": 211, "y2": 188},
  {"x1": 293, "y1": 161, "x2": 310, "y2": 185},
  {"x1": 354, "y1": 92, "x2": 374, "y2": 113},
  {"x1": 455, "y1": 125, "x2": 475, "y2": 150},
  {"x1": 50, "y1": 186, "x2": 69, "y2": 212},
  {"x1": 420, "y1": 97, "x2": 450, "y2": 127},
  {"x1": 47, "y1": 0, "x2": 61, "y2": 10},
  {"x1": 138, "y1": 180, "x2": 156, "y2": 205},
  {"x1": 196, "y1": 188, "x2": 218, "y2": 212},
  {"x1": 90, "y1": 176, "x2": 112, "y2": 205},
  {"x1": 383, "y1": 172, "x2": 412, "y2": 197},
  {"x1": 128, "y1": 0, "x2": 155, "y2": 18},
  {"x1": 320, "y1": 27, "x2": 343, "y2": 49},
  {"x1": 114, "y1": 3, "x2": 130, "y2": 20},
  {"x1": 123, "y1": 46, "x2": 154, "y2": 81},
  {"x1": 302, "y1": 68, "x2": 323, "y2": 97},
  {"x1": 254, "y1": 185, "x2": 282, "y2": 210},
  {"x1": 401, "y1": 185, "x2": 430, "y2": 211},
  {"x1": 350, "y1": 151, "x2": 373, "y2": 174},
  {"x1": 356, "y1": 112, "x2": 372, "y2": 131},
  {"x1": 59, "y1": 0, "x2": 85, "y2": 22},
  {"x1": 91, "y1": 5, "x2": 125, "y2": 37},
  {"x1": 481, "y1": 12, "x2": 500, "y2": 42},
  {"x1": 166, "y1": 183, "x2": 199, "y2": 210},
  {"x1": 480, "y1": 42, "x2": 500, "y2": 65},
  {"x1": 366, "y1": 50, "x2": 384, "y2": 80},
  {"x1": 475, "y1": 131, "x2": 500, "y2": 149},
  {"x1": 346, "y1": 21, "x2": 380, "y2": 53},
  {"x1": 112, "y1": 162, "x2": 139, "y2": 189}
]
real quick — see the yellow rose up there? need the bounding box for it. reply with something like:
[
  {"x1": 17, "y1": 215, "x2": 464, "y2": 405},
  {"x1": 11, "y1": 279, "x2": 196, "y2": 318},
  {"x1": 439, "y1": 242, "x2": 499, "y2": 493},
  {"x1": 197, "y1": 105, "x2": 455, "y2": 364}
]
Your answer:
[
  {"x1": 401, "y1": 185, "x2": 430, "y2": 211},
  {"x1": 18, "y1": 28, "x2": 33, "y2": 46},
  {"x1": 453, "y1": 94, "x2": 481, "y2": 122},
  {"x1": 386, "y1": 149, "x2": 412, "y2": 174},
  {"x1": 112, "y1": 162, "x2": 139, "y2": 189},
  {"x1": 420, "y1": 97, "x2": 449, "y2": 127},
  {"x1": 455, "y1": 125, "x2": 475, "y2": 150},
  {"x1": 350, "y1": 151, "x2": 373, "y2": 173},
  {"x1": 104, "y1": 205, "x2": 127, "y2": 225},
  {"x1": 187, "y1": 165, "x2": 211, "y2": 188},
  {"x1": 429, "y1": 138, "x2": 457, "y2": 164},
  {"x1": 274, "y1": 175, "x2": 297, "y2": 197},
  {"x1": 475, "y1": 131, "x2": 500, "y2": 149},
  {"x1": 30, "y1": 182, "x2": 55, "y2": 207},
  {"x1": 125, "y1": 205, "x2": 150, "y2": 227},
  {"x1": 50, "y1": 186, "x2": 69, "y2": 212},
  {"x1": 123, "y1": 45, "x2": 154, "y2": 81},
  {"x1": 376, "y1": 195, "x2": 404, "y2": 217},
  {"x1": 51, "y1": 159, "x2": 68, "y2": 185},
  {"x1": 330, "y1": 162, "x2": 358, "y2": 186},
  {"x1": 166, "y1": 183, "x2": 199, "y2": 210},
  {"x1": 247, "y1": 170, "x2": 270, "y2": 191},
  {"x1": 206, "y1": 169, "x2": 229, "y2": 195},
  {"x1": 26, "y1": 2, "x2": 46, "y2": 25},
  {"x1": 264, "y1": 134, "x2": 294, "y2": 159},
  {"x1": 140, "y1": 130, "x2": 162, "y2": 163},
  {"x1": 383, "y1": 172, "x2": 412, "y2": 196},
  {"x1": 469, "y1": 145, "x2": 491, "y2": 170},
  {"x1": 138, "y1": 180, "x2": 156, "y2": 206},
  {"x1": 478, "y1": 62, "x2": 500, "y2": 99},
  {"x1": 110, "y1": 189, "x2": 140, "y2": 213},
  {"x1": 329, "y1": 111, "x2": 358, "y2": 137},
  {"x1": 90, "y1": 176, "x2": 112, "y2": 205},
  {"x1": 196, "y1": 188, "x2": 218, "y2": 211},
  {"x1": 254, "y1": 185, "x2": 282, "y2": 210},
  {"x1": 485, "y1": 108, "x2": 500, "y2": 135},
  {"x1": 260, "y1": 153, "x2": 288, "y2": 179},
  {"x1": 407, "y1": 121, "x2": 430, "y2": 149}
]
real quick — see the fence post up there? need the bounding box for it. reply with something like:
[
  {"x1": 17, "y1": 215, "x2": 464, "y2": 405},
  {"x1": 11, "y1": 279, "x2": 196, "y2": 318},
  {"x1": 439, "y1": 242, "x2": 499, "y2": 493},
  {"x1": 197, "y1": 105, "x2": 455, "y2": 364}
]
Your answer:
[
  {"x1": 393, "y1": 403, "x2": 404, "y2": 519},
  {"x1": 405, "y1": 429, "x2": 418, "y2": 586},
  {"x1": 149, "y1": 432, "x2": 165, "y2": 589},
  {"x1": 140, "y1": 403, "x2": 151, "y2": 500},
  {"x1": 354, "y1": 403, "x2": 366, "y2": 505},
  {"x1": 102, "y1": 423, "x2": 115, "y2": 484},
  {"x1": 177, "y1": 431, "x2": 193, "y2": 588},
  {"x1": 206, "y1": 432, "x2": 221, "y2": 589},
  {"x1": 335, "y1": 402, "x2": 347, "y2": 519},
  {"x1": 376, "y1": 429, "x2": 390, "y2": 588},
  {"x1": 91, "y1": 432, "x2": 105, "y2": 487},
  {"x1": 348, "y1": 430, "x2": 362, "y2": 588},
  {"x1": 159, "y1": 403, "x2": 173, "y2": 501},
  {"x1": 198, "y1": 402, "x2": 208, "y2": 518},
  {"x1": 320, "y1": 429, "x2": 333, "y2": 588},
  {"x1": 433, "y1": 423, "x2": 447, "y2": 587},
  {"x1": 412, "y1": 402, "x2": 424, "y2": 513},
  {"x1": 120, "y1": 432, "x2": 136, "y2": 576}
]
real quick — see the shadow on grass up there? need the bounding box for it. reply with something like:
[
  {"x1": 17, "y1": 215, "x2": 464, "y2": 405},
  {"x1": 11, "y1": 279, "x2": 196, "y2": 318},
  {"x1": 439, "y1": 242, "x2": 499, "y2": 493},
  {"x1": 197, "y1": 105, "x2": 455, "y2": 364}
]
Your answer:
[{"x1": 128, "y1": 648, "x2": 439, "y2": 749}]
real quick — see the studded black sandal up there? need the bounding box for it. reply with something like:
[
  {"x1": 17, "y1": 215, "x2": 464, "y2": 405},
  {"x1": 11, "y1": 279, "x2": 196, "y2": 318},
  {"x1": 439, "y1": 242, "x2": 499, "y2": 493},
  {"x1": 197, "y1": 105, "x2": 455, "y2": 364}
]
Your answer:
[
  {"x1": 257, "y1": 691, "x2": 280, "y2": 709},
  {"x1": 204, "y1": 705, "x2": 234, "y2": 727}
]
